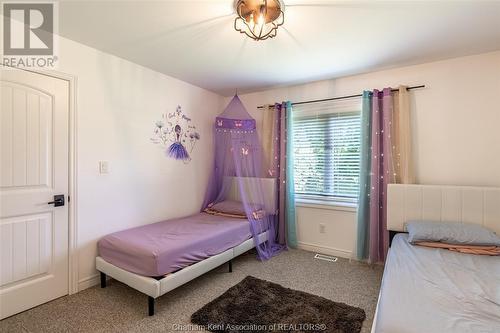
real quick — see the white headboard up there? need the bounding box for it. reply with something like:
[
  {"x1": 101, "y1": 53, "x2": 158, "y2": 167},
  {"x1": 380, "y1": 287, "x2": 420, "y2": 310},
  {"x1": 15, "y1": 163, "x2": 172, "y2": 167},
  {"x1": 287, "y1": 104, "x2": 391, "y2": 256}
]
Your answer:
[
  {"x1": 387, "y1": 184, "x2": 500, "y2": 234},
  {"x1": 226, "y1": 177, "x2": 277, "y2": 214}
]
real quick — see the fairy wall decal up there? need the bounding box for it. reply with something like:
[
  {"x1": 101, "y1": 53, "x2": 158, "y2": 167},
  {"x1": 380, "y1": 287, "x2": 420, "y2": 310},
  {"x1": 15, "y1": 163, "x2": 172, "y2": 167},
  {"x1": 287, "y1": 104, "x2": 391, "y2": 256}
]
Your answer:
[{"x1": 151, "y1": 105, "x2": 200, "y2": 163}]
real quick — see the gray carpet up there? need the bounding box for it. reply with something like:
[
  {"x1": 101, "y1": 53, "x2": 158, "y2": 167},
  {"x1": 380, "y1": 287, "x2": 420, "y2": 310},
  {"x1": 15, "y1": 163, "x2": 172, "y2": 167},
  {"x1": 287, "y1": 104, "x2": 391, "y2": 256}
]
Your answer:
[{"x1": 0, "y1": 249, "x2": 383, "y2": 333}]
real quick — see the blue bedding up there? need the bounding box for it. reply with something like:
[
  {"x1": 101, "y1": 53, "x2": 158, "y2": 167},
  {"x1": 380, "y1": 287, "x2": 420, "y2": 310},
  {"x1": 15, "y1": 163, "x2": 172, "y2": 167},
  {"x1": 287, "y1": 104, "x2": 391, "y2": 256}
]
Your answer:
[{"x1": 373, "y1": 233, "x2": 500, "y2": 333}]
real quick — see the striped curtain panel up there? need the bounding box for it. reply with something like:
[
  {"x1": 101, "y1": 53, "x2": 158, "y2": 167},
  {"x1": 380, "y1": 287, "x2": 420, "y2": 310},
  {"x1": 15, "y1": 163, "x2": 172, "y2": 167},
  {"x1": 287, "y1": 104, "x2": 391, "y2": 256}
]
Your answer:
[
  {"x1": 357, "y1": 87, "x2": 414, "y2": 262},
  {"x1": 262, "y1": 102, "x2": 297, "y2": 248}
]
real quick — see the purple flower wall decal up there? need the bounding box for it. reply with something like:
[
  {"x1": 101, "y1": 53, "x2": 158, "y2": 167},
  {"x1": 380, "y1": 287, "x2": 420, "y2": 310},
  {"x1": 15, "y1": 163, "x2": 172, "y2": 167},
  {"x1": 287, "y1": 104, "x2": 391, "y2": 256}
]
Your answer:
[{"x1": 151, "y1": 105, "x2": 200, "y2": 163}]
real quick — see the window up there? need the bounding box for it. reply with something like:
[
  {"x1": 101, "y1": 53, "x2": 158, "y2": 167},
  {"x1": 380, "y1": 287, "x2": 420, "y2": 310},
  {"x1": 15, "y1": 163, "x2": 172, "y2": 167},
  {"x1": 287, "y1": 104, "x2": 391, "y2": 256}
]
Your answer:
[{"x1": 292, "y1": 100, "x2": 361, "y2": 204}]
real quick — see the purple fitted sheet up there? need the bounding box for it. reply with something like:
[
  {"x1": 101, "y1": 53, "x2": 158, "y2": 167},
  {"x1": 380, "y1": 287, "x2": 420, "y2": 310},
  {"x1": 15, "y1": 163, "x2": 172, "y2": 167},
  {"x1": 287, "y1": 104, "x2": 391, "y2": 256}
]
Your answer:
[{"x1": 98, "y1": 213, "x2": 252, "y2": 277}]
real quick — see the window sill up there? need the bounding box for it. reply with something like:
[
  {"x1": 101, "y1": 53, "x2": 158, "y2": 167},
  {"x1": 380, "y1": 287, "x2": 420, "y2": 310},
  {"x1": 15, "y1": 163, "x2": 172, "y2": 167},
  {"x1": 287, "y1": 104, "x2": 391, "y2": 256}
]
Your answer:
[{"x1": 295, "y1": 199, "x2": 357, "y2": 212}]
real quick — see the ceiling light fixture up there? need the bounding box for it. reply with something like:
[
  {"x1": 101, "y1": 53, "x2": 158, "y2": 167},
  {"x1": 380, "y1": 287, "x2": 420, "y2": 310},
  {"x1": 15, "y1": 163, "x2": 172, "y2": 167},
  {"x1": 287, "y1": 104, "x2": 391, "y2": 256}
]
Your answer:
[{"x1": 234, "y1": 0, "x2": 284, "y2": 41}]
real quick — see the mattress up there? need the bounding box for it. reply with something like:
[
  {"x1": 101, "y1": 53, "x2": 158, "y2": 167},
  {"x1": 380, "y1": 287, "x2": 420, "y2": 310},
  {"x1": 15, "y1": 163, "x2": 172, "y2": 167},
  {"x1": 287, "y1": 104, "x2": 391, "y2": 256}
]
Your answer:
[
  {"x1": 98, "y1": 213, "x2": 252, "y2": 277},
  {"x1": 373, "y1": 233, "x2": 500, "y2": 333}
]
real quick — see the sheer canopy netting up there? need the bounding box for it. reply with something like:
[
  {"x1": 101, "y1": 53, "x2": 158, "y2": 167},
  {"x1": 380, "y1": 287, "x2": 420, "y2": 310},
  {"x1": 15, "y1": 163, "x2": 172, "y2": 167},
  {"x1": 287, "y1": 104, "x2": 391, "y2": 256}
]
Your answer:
[{"x1": 202, "y1": 95, "x2": 283, "y2": 260}]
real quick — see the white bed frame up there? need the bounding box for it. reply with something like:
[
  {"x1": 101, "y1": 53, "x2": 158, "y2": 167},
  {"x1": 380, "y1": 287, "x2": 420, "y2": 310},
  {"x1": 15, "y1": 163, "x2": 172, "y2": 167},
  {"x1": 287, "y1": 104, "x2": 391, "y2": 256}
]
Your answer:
[
  {"x1": 96, "y1": 177, "x2": 276, "y2": 316},
  {"x1": 371, "y1": 183, "x2": 500, "y2": 333}
]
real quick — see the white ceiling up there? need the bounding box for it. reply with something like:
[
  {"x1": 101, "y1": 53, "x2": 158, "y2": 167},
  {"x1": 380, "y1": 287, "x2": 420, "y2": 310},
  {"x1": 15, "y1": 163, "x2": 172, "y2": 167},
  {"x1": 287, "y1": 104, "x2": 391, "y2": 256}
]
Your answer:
[{"x1": 59, "y1": 1, "x2": 500, "y2": 96}]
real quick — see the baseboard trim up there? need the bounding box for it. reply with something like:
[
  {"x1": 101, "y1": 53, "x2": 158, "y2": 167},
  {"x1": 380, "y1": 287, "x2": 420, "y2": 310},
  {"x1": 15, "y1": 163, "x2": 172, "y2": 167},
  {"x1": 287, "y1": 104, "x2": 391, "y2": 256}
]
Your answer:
[
  {"x1": 297, "y1": 241, "x2": 353, "y2": 259},
  {"x1": 78, "y1": 274, "x2": 100, "y2": 291}
]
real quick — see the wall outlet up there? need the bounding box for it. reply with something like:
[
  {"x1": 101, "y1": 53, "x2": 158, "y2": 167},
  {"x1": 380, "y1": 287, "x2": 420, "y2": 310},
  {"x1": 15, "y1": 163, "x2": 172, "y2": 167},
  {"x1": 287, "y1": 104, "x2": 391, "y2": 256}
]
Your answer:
[
  {"x1": 319, "y1": 223, "x2": 326, "y2": 234},
  {"x1": 99, "y1": 161, "x2": 109, "y2": 174}
]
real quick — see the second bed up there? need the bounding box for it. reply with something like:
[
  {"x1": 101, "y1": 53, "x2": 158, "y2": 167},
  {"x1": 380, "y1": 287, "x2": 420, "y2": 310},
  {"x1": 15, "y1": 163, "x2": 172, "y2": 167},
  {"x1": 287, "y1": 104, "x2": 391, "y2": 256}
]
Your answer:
[{"x1": 372, "y1": 233, "x2": 500, "y2": 333}]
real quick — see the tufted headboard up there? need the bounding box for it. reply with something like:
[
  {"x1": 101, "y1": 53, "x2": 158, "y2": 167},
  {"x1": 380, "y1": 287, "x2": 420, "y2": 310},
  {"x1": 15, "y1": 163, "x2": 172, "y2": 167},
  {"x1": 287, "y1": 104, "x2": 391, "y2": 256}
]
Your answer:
[{"x1": 387, "y1": 184, "x2": 500, "y2": 235}]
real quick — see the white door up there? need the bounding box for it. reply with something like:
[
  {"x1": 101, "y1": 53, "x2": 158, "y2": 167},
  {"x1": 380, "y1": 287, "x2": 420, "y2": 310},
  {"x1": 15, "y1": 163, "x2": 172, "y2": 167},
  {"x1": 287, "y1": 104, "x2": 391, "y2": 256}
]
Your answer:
[{"x1": 0, "y1": 67, "x2": 69, "y2": 319}]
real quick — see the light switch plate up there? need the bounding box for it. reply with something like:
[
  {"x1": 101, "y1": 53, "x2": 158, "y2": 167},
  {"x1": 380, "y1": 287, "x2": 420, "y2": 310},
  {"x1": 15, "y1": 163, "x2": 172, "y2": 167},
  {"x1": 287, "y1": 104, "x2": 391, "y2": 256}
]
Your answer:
[{"x1": 99, "y1": 161, "x2": 109, "y2": 174}]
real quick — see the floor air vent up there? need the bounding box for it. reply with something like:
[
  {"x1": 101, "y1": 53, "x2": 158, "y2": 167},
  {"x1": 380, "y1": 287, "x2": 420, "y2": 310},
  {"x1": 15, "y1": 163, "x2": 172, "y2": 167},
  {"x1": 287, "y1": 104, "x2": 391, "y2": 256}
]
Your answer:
[{"x1": 314, "y1": 253, "x2": 338, "y2": 262}]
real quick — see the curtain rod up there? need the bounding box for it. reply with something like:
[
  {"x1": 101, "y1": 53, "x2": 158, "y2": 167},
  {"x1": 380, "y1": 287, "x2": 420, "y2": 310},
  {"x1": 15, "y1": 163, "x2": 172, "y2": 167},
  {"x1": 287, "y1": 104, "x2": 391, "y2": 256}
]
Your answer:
[{"x1": 256, "y1": 85, "x2": 425, "y2": 109}]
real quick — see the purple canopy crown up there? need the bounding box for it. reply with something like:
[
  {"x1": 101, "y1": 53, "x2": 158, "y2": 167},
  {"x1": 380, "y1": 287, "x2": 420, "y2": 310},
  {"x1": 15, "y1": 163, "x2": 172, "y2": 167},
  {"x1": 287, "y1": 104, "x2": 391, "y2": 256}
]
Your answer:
[
  {"x1": 215, "y1": 117, "x2": 256, "y2": 131},
  {"x1": 215, "y1": 95, "x2": 256, "y2": 131}
]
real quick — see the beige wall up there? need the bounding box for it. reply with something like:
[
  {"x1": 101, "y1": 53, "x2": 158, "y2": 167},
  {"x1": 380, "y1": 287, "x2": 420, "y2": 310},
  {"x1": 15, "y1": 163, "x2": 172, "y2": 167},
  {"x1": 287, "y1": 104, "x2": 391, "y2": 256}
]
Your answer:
[
  {"x1": 57, "y1": 37, "x2": 223, "y2": 290},
  {"x1": 227, "y1": 51, "x2": 500, "y2": 258}
]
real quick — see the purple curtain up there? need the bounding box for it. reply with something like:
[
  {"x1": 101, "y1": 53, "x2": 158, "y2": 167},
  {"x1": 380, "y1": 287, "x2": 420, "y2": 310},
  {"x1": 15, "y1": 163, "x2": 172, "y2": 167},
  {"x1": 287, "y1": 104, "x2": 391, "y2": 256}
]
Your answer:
[
  {"x1": 266, "y1": 104, "x2": 286, "y2": 245},
  {"x1": 266, "y1": 102, "x2": 296, "y2": 247},
  {"x1": 202, "y1": 96, "x2": 284, "y2": 260},
  {"x1": 368, "y1": 88, "x2": 395, "y2": 262}
]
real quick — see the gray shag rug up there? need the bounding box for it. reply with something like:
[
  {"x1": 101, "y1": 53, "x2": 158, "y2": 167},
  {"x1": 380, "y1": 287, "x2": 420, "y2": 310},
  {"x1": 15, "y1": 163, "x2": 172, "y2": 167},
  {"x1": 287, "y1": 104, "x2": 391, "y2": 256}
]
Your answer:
[{"x1": 192, "y1": 276, "x2": 366, "y2": 333}]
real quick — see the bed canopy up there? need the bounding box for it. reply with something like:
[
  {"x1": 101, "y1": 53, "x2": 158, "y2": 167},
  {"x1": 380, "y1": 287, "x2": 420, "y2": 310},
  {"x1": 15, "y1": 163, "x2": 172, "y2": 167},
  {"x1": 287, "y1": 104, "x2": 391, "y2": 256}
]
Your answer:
[{"x1": 202, "y1": 95, "x2": 283, "y2": 259}]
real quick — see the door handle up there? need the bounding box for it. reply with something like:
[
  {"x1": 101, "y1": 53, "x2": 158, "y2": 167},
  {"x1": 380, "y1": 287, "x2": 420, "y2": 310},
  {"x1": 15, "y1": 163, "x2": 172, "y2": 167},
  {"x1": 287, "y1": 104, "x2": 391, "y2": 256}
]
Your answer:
[{"x1": 48, "y1": 194, "x2": 65, "y2": 207}]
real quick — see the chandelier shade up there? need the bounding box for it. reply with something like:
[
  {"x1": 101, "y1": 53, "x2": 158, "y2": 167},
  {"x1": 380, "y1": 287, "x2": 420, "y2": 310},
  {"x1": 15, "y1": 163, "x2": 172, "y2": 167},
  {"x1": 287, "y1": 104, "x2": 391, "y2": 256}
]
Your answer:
[{"x1": 234, "y1": 0, "x2": 284, "y2": 41}]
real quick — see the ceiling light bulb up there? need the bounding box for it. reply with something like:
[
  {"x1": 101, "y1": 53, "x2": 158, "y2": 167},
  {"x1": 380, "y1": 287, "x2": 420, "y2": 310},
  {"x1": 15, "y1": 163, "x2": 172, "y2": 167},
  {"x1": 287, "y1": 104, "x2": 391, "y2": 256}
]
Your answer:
[
  {"x1": 258, "y1": 14, "x2": 265, "y2": 26},
  {"x1": 249, "y1": 13, "x2": 255, "y2": 30}
]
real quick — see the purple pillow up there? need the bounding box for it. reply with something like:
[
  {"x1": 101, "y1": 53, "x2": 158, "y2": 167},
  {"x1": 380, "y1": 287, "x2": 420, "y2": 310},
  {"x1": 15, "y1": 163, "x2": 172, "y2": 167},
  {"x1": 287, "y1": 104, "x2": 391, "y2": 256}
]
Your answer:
[{"x1": 209, "y1": 200, "x2": 247, "y2": 216}]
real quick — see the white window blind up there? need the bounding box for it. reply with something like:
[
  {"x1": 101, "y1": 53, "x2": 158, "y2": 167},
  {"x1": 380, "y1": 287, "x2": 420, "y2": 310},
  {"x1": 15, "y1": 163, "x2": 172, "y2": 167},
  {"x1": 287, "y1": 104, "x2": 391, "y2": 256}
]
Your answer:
[{"x1": 292, "y1": 100, "x2": 361, "y2": 203}]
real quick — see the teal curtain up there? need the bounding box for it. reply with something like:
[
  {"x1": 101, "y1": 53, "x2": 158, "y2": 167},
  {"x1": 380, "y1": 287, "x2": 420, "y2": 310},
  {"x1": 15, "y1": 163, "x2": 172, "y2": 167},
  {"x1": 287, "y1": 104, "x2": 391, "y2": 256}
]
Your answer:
[
  {"x1": 356, "y1": 91, "x2": 373, "y2": 260},
  {"x1": 285, "y1": 101, "x2": 297, "y2": 247}
]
